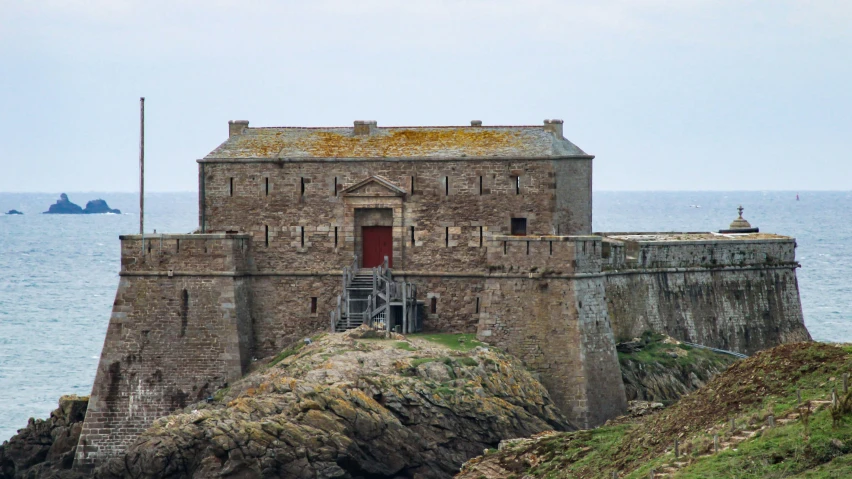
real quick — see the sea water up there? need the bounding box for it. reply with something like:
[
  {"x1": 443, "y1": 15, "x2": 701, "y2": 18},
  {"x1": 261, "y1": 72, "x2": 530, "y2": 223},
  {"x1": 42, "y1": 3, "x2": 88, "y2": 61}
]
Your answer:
[{"x1": 1, "y1": 191, "x2": 850, "y2": 441}]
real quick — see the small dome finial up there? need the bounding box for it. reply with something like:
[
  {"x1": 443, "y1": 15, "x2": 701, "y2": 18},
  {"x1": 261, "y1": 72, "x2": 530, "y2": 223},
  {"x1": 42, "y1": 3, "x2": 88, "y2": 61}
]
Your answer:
[
  {"x1": 737, "y1": 205, "x2": 744, "y2": 218},
  {"x1": 721, "y1": 205, "x2": 758, "y2": 233}
]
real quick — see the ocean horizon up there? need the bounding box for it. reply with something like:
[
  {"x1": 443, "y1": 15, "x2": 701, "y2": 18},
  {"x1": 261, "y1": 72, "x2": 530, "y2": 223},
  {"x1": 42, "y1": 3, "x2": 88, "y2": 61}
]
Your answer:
[{"x1": 1, "y1": 190, "x2": 850, "y2": 442}]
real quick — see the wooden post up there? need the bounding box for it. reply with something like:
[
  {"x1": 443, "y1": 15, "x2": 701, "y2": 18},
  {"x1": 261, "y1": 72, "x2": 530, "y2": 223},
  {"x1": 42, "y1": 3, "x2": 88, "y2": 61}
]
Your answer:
[
  {"x1": 797, "y1": 389, "x2": 802, "y2": 404},
  {"x1": 714, "y1": 434, "x2": 719, "y2": 453},
  {"x1": 649, "y1": 468, "x2": 655, "y2": 479},
  {"x1": 139, "y1": 97, "x2": 145, "y2": 253},
  {"x1": 730, "y1": 418, "x2": 735, "y2": 433},
  {"x1": 832, "y1": 389, "x2": 838, "y2": 407},
  {"x1": 674, "y1": 438, "x2": 679, "y2": 458},
  {"x1": 402, "y1": 281, "x2": 407, "y2": 335},
  {"x1": 844, "y1": 373, "x2": 849, "y2": 393},
  {"x1": 768, "y1": 415, "x2": 775, "y2": 428}
]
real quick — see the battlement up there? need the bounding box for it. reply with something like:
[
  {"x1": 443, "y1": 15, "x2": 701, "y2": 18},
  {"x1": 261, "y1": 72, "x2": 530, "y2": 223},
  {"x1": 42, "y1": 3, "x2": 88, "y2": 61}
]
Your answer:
[
  {"x1": 487, "y1": 235, "x2": 601, "y2": 274},
  {"x1": 600, "y1": 232, "x2": 797, "y2": 270},
  {"x1": 119, "y1": 233, "x2": 251, "y2": 274}
]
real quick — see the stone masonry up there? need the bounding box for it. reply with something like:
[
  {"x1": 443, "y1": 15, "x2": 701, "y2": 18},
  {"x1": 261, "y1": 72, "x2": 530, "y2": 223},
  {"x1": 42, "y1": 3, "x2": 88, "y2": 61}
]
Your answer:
[{"x1": 74, "y1": 119, "x2": 809, "y2": 468}]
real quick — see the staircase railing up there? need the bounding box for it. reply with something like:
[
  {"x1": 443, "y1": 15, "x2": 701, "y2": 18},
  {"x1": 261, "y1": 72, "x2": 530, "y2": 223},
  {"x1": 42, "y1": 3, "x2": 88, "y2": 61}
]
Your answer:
[{"x1": 332, "y1": 254, "x2": 420, "y2": 333}]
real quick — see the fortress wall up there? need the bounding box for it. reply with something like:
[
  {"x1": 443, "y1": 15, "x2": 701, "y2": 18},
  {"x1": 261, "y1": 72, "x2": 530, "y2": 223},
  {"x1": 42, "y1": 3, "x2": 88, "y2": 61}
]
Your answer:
[
  {"x1": 477, "y1": 236, "x2": 625, "y2": 428},
  {"x1": 604, "y1": 265, "x2": 809, "y2": 354},
  {"x1": 614, "y1": 238, "x2": 796, "y2": 269},
  {"x1": 199, "y1": 158, "x2": 591, "y2": 273},
  {"x1": 74, "y1": 235, "x2": 252, "y2": 470}
]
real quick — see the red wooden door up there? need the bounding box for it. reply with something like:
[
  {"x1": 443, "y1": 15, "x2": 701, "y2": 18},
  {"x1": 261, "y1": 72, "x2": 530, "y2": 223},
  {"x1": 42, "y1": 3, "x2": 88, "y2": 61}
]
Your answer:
[{"x1": 362, "y1": 226, "x2": 393, "y2": 268}]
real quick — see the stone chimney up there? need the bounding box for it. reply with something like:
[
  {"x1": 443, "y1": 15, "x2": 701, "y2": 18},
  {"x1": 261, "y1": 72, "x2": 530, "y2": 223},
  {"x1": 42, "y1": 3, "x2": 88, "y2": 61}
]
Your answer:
[
  {"x1": 543, "y1": 119, "x2": 564, "y2": 138},
  {"x1": 470, "y1": 120, "x2": 483, "y2": 127},
  {"x1": 354, "y1": 120, "x2": 378, "y2": 136},
  {"x1": 228, "y1": 120, "x2": 249, "y2": 137}
]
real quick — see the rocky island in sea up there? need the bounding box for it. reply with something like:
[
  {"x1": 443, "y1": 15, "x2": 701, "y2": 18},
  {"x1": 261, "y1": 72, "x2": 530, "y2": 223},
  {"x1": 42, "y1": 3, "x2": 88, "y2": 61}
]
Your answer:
[
  {"x1": 43, "y1": 194, "x2": 120, "y2": 215},
  {"x1": 4, "y1": 210, "x2": 23, "y2": 215}
]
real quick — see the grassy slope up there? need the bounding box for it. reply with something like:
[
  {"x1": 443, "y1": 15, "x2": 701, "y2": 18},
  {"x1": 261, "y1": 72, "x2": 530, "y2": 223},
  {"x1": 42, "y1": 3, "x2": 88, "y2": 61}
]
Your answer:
[{"x1": 458, "y1": 342, "x2": 852, "y2": 479}]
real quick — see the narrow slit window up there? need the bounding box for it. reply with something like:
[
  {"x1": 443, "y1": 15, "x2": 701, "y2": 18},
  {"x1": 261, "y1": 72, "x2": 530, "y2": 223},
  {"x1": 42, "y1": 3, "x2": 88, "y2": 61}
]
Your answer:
[
  {"x1": 229, "y1": 177, "x2": 234, "y2": 196},
  {"x1": 300, "y1": 177, "x2": 305, "y2": 197},
  {"x1": 479, "y1": 226, "x2": 484, "y2": 247},
  {"x1": 410, "y1": 226, "x2": 415, "y2": 246},
  {"x1": 475, "y1": 297, "x2": 480, "y2": 314},
  {"x1": 430, "y1": 297, "x2": 437, "y2": 314},
  {"x1": 265, "y1": 225, "x2": 269, "y2": 247},
  {"x1": 265, "y1": 177, "x2": 269, "y2": 196},
  {"x1": 333, "y1": 177, "x2": 338, "y2": 196},
  {"x1": 334, "y1": 226, "x2": 339, "y2": 247},
  {"x1": 176, "y1": 239, "x2": 180, "y2": 253},
  {"x1": 503, "y1": 241, "x2": 507, "y2": 255},
  {"x1": 511, "y1": 218, "x2": 527, "y2": 236},
  {"x1": 445, "y1": 227, "x2": 449, "y2": 247},
  {"x1": 300, "y1": 226, "x2": 305, "y2": 247},
  {"x1": 515, "y1": 175, "x2": 520, "y2": 194},
  {"x1": 549, "y1": 241, "x2": 553, "y2": 256},
  {"x1": 445, "y1": 176, "x2": 449, "y2": 196},
  {"x1": 526, "y1": 241, "x2": 530, "y2": 255},
  {"x1": 479, "y1": 176, "x2": 483, "y2": 195},
  {"x1": 203, "y1": 241, "x2": 208, "y2": 253},
  {"x1": 411, "y1": 175, "x2": 415, "y2": 194},
  {"x1": 180, "y1": 289, "x2": 189, "y2": 337},
  {"x1": 310, "y1": 297, "x2": 318, "y2": 314}
]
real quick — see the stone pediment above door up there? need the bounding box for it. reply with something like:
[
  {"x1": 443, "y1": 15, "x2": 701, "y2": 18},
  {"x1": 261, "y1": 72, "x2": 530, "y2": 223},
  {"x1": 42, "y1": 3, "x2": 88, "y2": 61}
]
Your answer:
[{"x1": 341, "y1": 175, "x2": 407, "y2": 197}]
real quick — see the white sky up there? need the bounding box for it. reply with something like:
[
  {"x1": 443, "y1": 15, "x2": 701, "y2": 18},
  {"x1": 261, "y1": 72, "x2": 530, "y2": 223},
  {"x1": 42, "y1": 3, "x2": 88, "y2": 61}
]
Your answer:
[{"x1": 1, "y1": 0, "x2": 850, "y2": 191}]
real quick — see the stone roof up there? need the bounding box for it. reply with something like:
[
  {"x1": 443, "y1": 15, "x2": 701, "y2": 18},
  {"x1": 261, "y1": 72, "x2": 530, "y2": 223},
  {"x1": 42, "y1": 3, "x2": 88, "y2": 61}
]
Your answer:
[{"x1": 203, "y1": 123, "x2": 590, "y2": 160}]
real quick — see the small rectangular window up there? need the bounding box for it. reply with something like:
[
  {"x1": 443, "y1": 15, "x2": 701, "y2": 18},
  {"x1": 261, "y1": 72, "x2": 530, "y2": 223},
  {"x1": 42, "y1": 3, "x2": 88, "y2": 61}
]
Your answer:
[
  {"x1": 430, "y1": 297, "x2": 437, "y2": 314},
  {"x1": 334, "y1": 226, "x2": 339, "y2": 247},
  {"x1": 265, "y1": 177, "x2": 269, "y2": 196},
  {"x1": 549, "y1": 241, "x2": 553, "y2": 256},
  {"x1": 479, "y1": 226, "x2": 483, "y2": 247},
  {"x1": 176, "y1": 239, "x2": 180, "y2": 253},
  {"x1": 301, "y1": 226, "x2": 305, "y2": 247},
  {"x1": 511, "y1": 218, "x2": 527, "y2": 236},
  {"x1": 515, "y1": 175, "x2": 520, "y2": 195},
  {"x1": 310, "y1": 297, "x2": 318, "y2": 314},
  {"x1": 333, "y1": 177, "x2": 338, "y2": 196},
  {"x1": 475, "y1": 297, "x2": 480, "y2": 314},
  {"x1": 265, "y1": 225, "x2": 269, "y2": 247},
  {"x1": 503, "y1": 241, "x2": 507, "y2": 255},
  {"x1": 445, "y1": 227, "x2": 449, "y2": 247},
  {"x1": 445, "y1": 176, "x2": 449, "y2": 196},
  {"x1": 180, "y1": 289, "x2": 189, "y2": 337},
  {"x1": 526, "y1": 241, "x2": 530, "y2": 255},
  {"x1": 410, "y1": 226, "x2": 415, "y2": 246},
  {"x1": 300, "y1": 177, "x2": 305, "y2": 196},
  {"x1": 229, "y1": 177, "x2": 234, "y2": 196}
]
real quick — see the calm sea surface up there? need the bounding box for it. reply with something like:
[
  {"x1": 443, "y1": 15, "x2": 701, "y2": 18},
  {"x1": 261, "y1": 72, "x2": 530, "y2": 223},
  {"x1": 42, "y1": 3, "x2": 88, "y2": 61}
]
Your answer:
[{"x1": 1, "y1": 191, "x2": 850, "y2": 441}]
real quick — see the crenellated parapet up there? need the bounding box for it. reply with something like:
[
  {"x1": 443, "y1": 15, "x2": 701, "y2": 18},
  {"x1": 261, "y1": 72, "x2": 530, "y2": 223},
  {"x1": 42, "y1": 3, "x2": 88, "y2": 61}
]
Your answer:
[{"x1": 119, "y1": 233, "x2": 252, "y2": 275}]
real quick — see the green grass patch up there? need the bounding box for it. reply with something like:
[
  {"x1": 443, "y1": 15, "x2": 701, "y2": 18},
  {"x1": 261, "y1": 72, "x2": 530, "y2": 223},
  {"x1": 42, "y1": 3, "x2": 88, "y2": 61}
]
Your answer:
[
  {"x1": 267, "y1": 342, "x2": 305, "y2": 367},
  {"x1": 394, "y1": 341, "x2": 416, "y2": 351},
  {"x1": 409, "y1": 333, "x2": 484, "y2": 351}
]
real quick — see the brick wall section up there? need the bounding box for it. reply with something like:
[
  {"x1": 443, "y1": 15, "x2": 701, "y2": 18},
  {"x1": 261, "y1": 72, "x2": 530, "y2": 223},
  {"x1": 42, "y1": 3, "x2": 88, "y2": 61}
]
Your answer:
[
  {"x1": 604, "y1": 267, "x2": 810, "y2": 354},
  {"x1": 73, "y1": 235, "x2": 252, "y2": 470}
]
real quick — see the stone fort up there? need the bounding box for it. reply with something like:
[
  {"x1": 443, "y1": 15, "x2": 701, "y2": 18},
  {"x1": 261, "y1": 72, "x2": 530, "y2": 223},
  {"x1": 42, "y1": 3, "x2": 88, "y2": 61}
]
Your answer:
[{"x1": 74, "y1": 119, "x2": 811, "y2": 469}]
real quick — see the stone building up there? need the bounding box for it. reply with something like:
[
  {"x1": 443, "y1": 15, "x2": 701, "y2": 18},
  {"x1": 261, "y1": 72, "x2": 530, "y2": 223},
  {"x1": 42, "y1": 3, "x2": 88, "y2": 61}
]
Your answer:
[{"x1": 74, "y1": 120, "x2": 810, "y2": 469}]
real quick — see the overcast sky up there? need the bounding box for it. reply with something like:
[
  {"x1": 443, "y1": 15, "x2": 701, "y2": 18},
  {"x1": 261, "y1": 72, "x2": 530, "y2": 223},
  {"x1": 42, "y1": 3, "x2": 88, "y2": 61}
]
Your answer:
[{"x1": 1, "y1": 1, "x2": 849, "y2": 192}]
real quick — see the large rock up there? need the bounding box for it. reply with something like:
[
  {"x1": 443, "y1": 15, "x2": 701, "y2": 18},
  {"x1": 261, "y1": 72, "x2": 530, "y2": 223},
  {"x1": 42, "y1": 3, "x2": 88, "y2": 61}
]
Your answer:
[
  {"x1": 0, "y1": 395, "x2": 89, "y2": 479},
  {"x1": 43, "y1": 194, "x2": 83, "y2": 214},
  {"x1": 82, "y1": 200, "x2": 120, "y2": 215},
  {"x1": 95, "y1": 328, "x2": 572, "y2": 479},
  {"x1": 4, "y1": 210, "x2": 23, "y2": 215}
]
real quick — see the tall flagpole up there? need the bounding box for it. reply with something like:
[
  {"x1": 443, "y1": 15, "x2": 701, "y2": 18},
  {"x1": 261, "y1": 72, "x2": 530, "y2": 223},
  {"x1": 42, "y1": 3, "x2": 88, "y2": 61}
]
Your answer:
[{"x1": 140, "y1": 97, "x2": 145, "y2": 249}]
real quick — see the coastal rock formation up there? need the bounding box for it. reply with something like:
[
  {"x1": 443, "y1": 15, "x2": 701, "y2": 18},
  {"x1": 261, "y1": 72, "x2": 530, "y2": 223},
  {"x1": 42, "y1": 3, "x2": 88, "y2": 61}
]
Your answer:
[
  {"x1": 618, "y1": 332, "x2": 738, "y2": 403},
  {"x1": 95, "y1": 328, "x2": 571, "y2": 479},
  {"x1": 4, "y1": 210, "x2": 23, "y2": 215},
  {"x1": 44, "y1": 194, "x2": 84, "y2": 214},
  {"x1": 43, "y1": 195, "x2": 120, "y2": 215},
  {"x1": 82, "y1": 200, "x2": 120, "y2": 215},
  {"x1": 0, "y1": 395, "x2": 89, "y2": 479}
]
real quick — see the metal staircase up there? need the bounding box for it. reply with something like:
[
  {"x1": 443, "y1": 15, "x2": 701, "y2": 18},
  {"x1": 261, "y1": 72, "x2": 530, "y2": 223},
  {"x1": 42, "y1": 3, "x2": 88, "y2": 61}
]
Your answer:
[{"x1": 331, "y1": 255, "x2": 421, "y2": 334}]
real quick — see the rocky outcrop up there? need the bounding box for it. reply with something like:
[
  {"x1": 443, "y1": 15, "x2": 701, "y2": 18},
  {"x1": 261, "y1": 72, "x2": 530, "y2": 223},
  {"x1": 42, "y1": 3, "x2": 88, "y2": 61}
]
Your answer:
[
  {"x1": 95, "y1": 328, "x2": 571, "y2": 479},
  {"x1": 618, "y1": 333, "x2": 737, "y2": 403},
  {"x1": 0, "y1": 395, "x2": 89, "y2": 479},
  {"x1": 82, "y1": 200, "x2": 120, "y2": 215},
  {"x1": 4, "y1": 210, "x2": 23, "y2": 215},
  {"x1": 43, "y1": 195, "x2": 120, "y2": 214}
]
